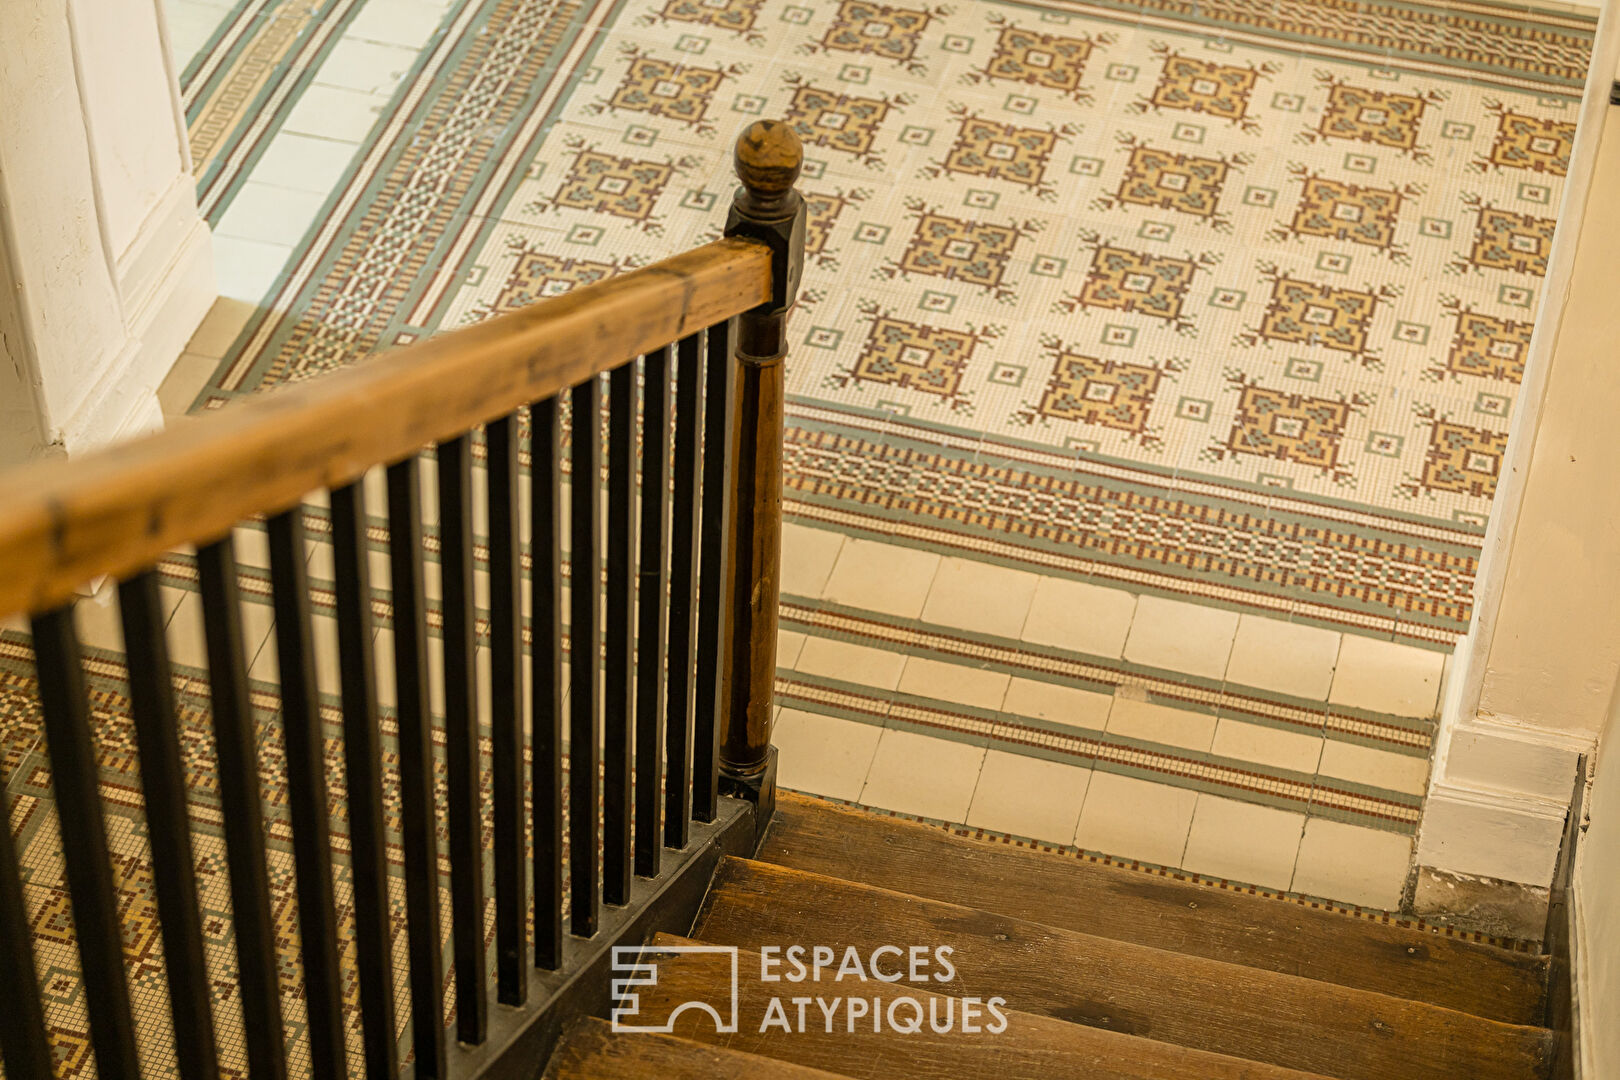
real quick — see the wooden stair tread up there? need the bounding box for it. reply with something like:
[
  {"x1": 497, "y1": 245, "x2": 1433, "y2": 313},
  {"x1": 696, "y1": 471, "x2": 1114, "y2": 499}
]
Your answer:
[
  {"x1": 696, "y1": 857, "x2": 1553, "y2": 1080},
  {"x1": 544, "y1": 1016, "x2": 850, "y2": 1079},
  {"x1": 642, "y1": 933, "x2": 1338, "y2": 1080},
  {"x1": 759, "y1": 791, "x2": 1547, "y2": 1024}
]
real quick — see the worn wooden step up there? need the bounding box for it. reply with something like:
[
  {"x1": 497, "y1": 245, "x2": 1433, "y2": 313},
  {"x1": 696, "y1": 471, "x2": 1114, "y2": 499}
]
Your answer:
[
  {"x1": 759, "y1": 791, "x2": 1547, "y2": 1024},
  {"x1": 543, "y1": 1016, "x2": 848, "y2": 1079},
  {"x1": 638, "y1": 933, "x2": 1337, "y2": 1080},
  {"x1": 696, "y1": 857, "x2": 1553, "y2": 1080}
]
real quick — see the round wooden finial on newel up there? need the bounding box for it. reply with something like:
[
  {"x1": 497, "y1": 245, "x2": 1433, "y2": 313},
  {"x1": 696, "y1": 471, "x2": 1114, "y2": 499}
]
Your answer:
[{"x1": 734, "y1": 120, "x2": 803, "y2": 214}]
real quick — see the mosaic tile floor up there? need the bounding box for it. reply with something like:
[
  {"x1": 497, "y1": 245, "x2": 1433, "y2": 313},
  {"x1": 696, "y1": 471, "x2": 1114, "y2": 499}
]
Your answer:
[
  {"x1": 165, "y1": 0, "x2": 1597, "y2": 886},
  {"x1": 0, "y1": 0, "x2": 1598, "y2": 1073}
]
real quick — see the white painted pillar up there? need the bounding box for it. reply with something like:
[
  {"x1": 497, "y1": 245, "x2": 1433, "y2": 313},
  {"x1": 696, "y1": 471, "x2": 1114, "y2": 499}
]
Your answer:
[
  {"x1": 0, "y1": 0, "x2": 215, "y2": 466},
  {"x1": 1413, "y1": 22, "x2": 1620, "y2": 938}
]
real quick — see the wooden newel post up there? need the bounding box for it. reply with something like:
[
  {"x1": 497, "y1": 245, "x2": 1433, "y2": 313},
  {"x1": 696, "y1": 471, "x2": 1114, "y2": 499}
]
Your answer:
[{"x1": 718, "y1": 120, "x2": 806, "y2": 823}]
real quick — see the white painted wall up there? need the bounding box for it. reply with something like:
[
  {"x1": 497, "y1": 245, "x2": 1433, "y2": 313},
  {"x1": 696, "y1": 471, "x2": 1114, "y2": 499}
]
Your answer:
[
  {"x1": 1415, "y1": 9, "x2": 1620, "y2": 908},
  {"x1": 0, "y1": 0, "x2": 214, "y2": 465},
  {"x1": 1577, "y1": 689, "x2": 1620, "y2": 1076}
]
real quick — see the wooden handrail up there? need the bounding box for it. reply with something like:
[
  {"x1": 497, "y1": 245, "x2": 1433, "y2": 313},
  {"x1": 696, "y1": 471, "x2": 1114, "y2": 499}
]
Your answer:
[{"x1": 0, "y1": 237, "x2": 772, "y2": 620}]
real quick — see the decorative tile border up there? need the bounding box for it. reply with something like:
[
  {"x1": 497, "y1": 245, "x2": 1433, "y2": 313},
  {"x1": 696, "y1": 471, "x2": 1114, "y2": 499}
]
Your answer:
[{"x1": 777, "y1": 670, "x2": 1425, "y2": 834}]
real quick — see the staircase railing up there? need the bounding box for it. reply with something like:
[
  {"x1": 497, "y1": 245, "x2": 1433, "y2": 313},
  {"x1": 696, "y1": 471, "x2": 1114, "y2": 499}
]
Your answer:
[{"x1": 0, "y1": 120, "x2": 806, "y2": 1080}]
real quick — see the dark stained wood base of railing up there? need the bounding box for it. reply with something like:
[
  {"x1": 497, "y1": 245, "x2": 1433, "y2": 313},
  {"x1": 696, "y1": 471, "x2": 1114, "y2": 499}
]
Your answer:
[
  {"x1": 448, "y1": 797, "x2": 757, "y2": 1080},
  {"x1": 720, "y1": 746, "x2": 779, "y2": 852}
]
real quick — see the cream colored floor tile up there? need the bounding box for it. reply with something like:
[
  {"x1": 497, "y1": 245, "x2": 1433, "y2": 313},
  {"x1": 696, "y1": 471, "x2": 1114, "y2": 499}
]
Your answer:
[
  {"x1": 1210, "y1": 718, "x2": 1323, "y2": 774},
  {"x1": 166, "y1": 592, "x2": 209, "y2": 670},
  {"x1": 1020, "y1": 577, "x2": 1137, "y2": 658},
  {"x1": 966, "y1": 750, "x2": 1090, "y2": 843},
  {"x1": 1328, "y1": 636, "x2": 1445, "y2": 718},
  {"x1": 374, "y1": 627, "x2": 399, "y2": 709},
  {"x1": 896, "y1": 656, "x2": 1010, "y2": 711},
  {"x1": 1290, "y1": 818, "x2": 1413, "y2": 909},
  {"x1": 158, "y1": 352, "x2": 221, "y2": 418},
  {"x1": 1223, "y1": 614, "x2": 1341, "y2": 700},
  {"x1": 1122, "y1": 596, "x2": 1239, "y2": 680},
  {"x1": 159, "y1": 584, "x2": 188, "y2": 623},
  {"x1": 1317, "y1": 740, "x2": 1432, "y2": 795},
  {"x1": 773, "y1": 709, "x2": 883, "y2": 802},
  {"x1": 920, "y1": 556, "x2": 1040, "y2": 639},
  {"x1": 233, "y1": 524, "x2": 273, "y2": 570},
  {"x1": 73, "y1": 589, "x2": 126, "y2": 653},
  {"x1": 795, "y1": 636, "x2": 908, "y2": 690},
  {"x1": 307, "y1": 535, "x2": 337, "y2": 583},
  {"x1": 1181, "y1": 794, "x2": 1306, "y2": 891},
  {"x1": 1105, "y1": 693, "x2": 1216, "y2": 752},
  {"x1": 247, "y1": 612, "x2": 344, "y2": 695},
  {"x1": 780, "y1": 523, "x2": 846, "y2": 599},
  {"x1": 242, "y1": 602, "x2": 275, "y2": 673},
  {"x1": 184, "y1": 297, "x2": 257, "y2": 359},
  {"x1": 859, "y1": 728, "x2": 985, "y2": 823},
  {"x1": 1001, "y1": 677, "x2": 1111, "y2": 731},
  {"x1": 368, "y1": 548, "x2": 393, "y2": 595},
  {"x1": 1074, "y1": 770, "x2": 1197, "y2": 868},
  {"x1": 820, "y1": 538, "x2": 940, "y2": 620},
  {"x1": 777, "y1": 629, "x2": 808, "y2": 669}
]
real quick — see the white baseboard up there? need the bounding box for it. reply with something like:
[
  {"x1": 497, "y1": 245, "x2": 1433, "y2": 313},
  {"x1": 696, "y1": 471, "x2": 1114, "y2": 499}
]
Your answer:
[
  {"x1": 1416, "y1": 781, "x2": 1570, "y2": 888},
  {"x1": 1446, "y1": 714, "x2": 1592, "y2": 803}
]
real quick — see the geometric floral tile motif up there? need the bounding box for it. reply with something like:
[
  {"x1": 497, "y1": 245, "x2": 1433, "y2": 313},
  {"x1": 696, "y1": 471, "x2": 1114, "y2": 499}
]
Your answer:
[
  {"x1": 922, "y1": 105, "x2": 1074, "y2": 199},
  {"x1": 1058, "y1": 233, "x2": 1218, "y2": 334},
  {"x1": 829, "y1": 300, "x2": 1002, "y2": 410},
  {"x1": 1131, "y1": 42, "x2": 1278, "y2": 133},
  {"x1": 804, "y1": 188, "x2": 870, "y2": 269},
  {"x1": 801, "y1": 0, "x2": 942, "y2": 74},
  {"x1": 591, "y1": 45, "x2": 740, "y2": 135},
  {"x1": 469, "y1": 239, "x2": 636, "y2": 321},
  {"x1": 782, "y1": 75, "x2": 910, "y2": 168},
  {"x1": 1211, "y1": 373, "x2": 1368, "y2": 482},
  {"x1": 640, "y1": 0, "x2": 768, "y2": 41},
  {"x1": 1450, "y1": 193, "x2": 1557, "y2": 276},
  {"x1": 1236, "y1": 263, "x2": 1399, "y2": 368},
  {"x1": 1093, "y1": 135, "x2": 1249, "y2": 230},
  {"x1": 1406, "y1": 409, "x2": 1509, "y2": 498},
  {"x1": 1302, "y1": 73, "x2": 1446, "y2": 164},
  {"x1": 880, "y1": 198, "x2": 1042, "y2": 301},
  {"x1": 1017, "y1": 335, "x2": 1183, "y2": 447},
  {"x1": 1476, "y1": 100, "x2": 1576, "y2": 176},
  {"x1": 537, "y1": 137, "x2": 697, "y2": 233},
  {"x1": 1435, "y1": 296, "x2": 1532, "y2": 383},
  {"x1": 1270, "y1": 163, "x2": 1421, "y2": 261},
  {"x1": 962, "y1": 13, "x2": 1113, "y2": 104}
]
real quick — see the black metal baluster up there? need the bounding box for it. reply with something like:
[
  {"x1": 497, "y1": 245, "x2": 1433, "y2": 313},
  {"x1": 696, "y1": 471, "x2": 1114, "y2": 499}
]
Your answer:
[
  {"x1": 694, "y1": 319, "x2": 737, "y2": 822},
  {"x1": 329, "y1": 482, "x2": 400, "y2": 1079},
  {"x1": 438, "y1": 435, "x2": 488, "y2": 1042},
  {"x1": 570, "y1": 376, "x2": 603, "y2": 937},
  {"x1": 118, "y1": 573, "x2": 220, "y2": 1080},
  {"x1": 0, "y1": 772, "x2": 52, "y2": 1080},
  {"x1": 665, "y1": 332, "x2": 703, "y2": 849},
  {"x1": 266, "y1": 509, "x2": 347, "y2": 1080},
  {"x1": 30, "y1": 608, "x2": 140, "y2": 1079},
  {"x1": 384, "y1": 459, "x2": 447, "y2": 1078},
  {"x1": 531, "y1": 396, "x2": 565, "y2": 969},
  {"x1": 637, "y1": 346, "x2": 673, "y2": 877},
  {"x1": 487, "y1": 414, "x2": 527, "y2": 1006},
  {"x1": 196, "y1": 539, "x2": 286, "y2": 1080},
  {"x1": 604, "y1": 363, "x2": 636, "y2": 906}
]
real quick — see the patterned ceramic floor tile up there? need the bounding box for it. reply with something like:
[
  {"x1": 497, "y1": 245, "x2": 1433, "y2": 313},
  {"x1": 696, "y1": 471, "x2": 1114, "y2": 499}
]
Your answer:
[{"x1": 0, "y1": 0, "x2": 1599, "y2": 1072}]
